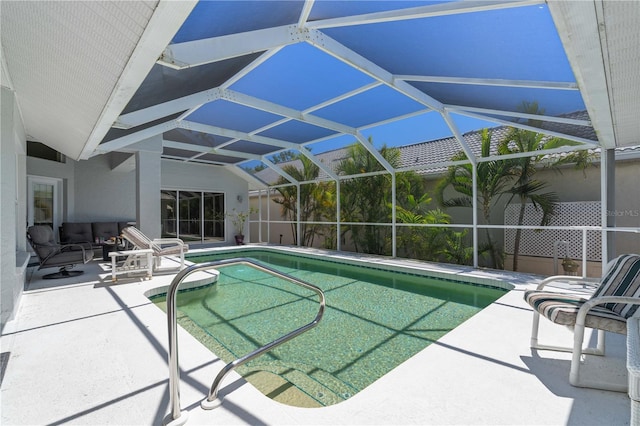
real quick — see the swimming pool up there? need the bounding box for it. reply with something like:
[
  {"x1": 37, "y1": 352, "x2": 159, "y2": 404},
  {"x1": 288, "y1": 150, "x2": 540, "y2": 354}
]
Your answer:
[{"x1": 151, "y1": 248, "x2": 507, "y2": 407}]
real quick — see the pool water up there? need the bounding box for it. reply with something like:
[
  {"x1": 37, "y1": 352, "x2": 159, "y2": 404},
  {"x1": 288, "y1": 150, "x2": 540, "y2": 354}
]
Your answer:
[{"x1": 151, "y1": 250, "x2": 506, "y2": 407}]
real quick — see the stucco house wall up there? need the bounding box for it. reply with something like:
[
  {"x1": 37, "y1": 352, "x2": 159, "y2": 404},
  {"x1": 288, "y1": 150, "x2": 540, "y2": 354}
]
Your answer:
[
  {"x1": 1, "y1": 87, "x2": 27, "y2": 330},
  {"x1": 161, "y1": 160, "x2": 249, "y2": 245}
]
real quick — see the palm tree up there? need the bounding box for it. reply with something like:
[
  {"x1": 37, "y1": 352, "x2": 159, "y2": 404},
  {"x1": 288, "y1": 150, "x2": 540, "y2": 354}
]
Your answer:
[
  {"x1": 336, "y1": 138, "x2": 400, "y2": 255},
  {"x1": 273, "y1": 155, "x2": 328, "y2": 246},
  {"x1": 435, "y1": 128, "x2": 514, "y2": 268},
  {"x1": 497, "y1": 127, "x2": 561, "y2": 271},
  {"x1": 496, "y1": 101, "x2": 594, "y2": 271}
]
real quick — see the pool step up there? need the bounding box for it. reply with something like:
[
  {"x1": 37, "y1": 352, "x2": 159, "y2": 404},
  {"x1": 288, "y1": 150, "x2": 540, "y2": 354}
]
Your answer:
[{"x1": 241, "y1": 360, "x2": 358, "y2": 407}]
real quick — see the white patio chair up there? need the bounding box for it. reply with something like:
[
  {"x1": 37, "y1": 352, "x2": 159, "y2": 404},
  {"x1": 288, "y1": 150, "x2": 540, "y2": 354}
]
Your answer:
[
  {"x1": 121, "y1": 226, "x2": 188, "y2": 271},
  {"x1": 524, "y1": 253, "x2": 640, "y2": 391}
]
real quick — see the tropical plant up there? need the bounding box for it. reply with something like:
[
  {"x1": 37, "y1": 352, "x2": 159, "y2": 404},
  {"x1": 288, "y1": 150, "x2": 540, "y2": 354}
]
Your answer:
[
  {"x1": 226, "y1": 208, "x2": 256, "y2": 235},
  {"x1": 435, "y1": 128, "x2": 514, "y2": 269},
  {"x1": 272, "y1": 155, "x2": 331, "y2": 246},
  {"x1": 436, "y1": 102, "x2": 593, "y2": 271},
  {"x1": 336, "y1": 138, "x2": 401, "y2": 255},
  {"x1": 497, "y1": 102, "x2": 584, "y2": 271},
  {"x1": 497, "y1": 128, "x2": 561, "y2": 271},
  {"x1": 395, "y1": 202, "x2": 452, "y2": 261},
  {"x1": 439, "y1": 228, "x2": 475, "y2": 266}
]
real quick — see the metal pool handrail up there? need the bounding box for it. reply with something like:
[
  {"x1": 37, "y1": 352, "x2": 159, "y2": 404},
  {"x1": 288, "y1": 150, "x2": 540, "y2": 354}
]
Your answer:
[{"x1": 164, "y1": 258, "x2": 325, "y2": 426}]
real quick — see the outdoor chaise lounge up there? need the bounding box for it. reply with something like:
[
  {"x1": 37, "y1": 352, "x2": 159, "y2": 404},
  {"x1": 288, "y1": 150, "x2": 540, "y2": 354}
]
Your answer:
[
  {"x1": 121, "y1": 226, "x2": 188, "y2": 271},
  {"x1": 525, "y1": 253, "x2": 640, "y2": 391},
  {"x1": 27, "y1": 225, "x2": 94, "y2": 279}
]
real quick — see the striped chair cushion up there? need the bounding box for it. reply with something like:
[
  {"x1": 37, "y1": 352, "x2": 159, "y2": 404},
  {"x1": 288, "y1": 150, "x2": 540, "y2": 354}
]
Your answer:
[
  {"x1": 592, "y1": 254, "x2": 640, "y2": 318},
  {"x1": 524, "y1": 291, "x2": 628, "y2": 334}
]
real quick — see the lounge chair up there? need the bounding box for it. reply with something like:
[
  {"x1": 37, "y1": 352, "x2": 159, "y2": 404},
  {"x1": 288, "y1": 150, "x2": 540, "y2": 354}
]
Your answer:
[
  {"x1": 120, "y1": 226, "x2": 188, "y2": 271},
  {"x1": 27, "y1": 225, "x2": 94, "y2": 279},
  {"x1": 524, "y1": 253, "x2": 640, "y2": 391}
]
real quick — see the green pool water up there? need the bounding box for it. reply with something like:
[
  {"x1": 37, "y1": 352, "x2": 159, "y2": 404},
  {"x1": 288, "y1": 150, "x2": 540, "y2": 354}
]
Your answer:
[{"x1": 151, "y1": 250, "x2": 506, "y2": 407}]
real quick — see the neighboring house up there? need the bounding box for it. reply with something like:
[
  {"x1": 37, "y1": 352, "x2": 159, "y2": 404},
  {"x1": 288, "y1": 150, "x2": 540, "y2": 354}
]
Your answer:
[{"x1": 249, "y1": 112, "x2": 640, "y2": 276}]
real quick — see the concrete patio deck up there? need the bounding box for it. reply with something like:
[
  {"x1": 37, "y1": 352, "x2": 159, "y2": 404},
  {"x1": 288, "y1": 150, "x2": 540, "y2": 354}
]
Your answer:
[{"x1": 0, "y1": 246, "x2": 632, "y2": 425}]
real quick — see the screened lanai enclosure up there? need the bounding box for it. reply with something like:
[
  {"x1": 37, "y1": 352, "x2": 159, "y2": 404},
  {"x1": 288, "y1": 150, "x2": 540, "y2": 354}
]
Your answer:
[{"x1": 4, "y1": 0, "x2": 639, "y2": 274}]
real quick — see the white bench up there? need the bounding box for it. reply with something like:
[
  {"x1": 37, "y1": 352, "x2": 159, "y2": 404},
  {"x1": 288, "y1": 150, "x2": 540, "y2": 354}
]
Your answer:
[
  {"x1": 109, "y1": 249, "x2": 153, "y2": 283},
  {"x1": 627, "y1": 316, "x2": 640, "y2": 424}
]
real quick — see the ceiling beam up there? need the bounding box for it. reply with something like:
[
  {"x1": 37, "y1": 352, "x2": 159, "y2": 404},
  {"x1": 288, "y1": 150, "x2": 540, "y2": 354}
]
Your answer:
[
  {"x1": 212, "y1": 148, "x2": 299, "y2": 184},
  {"x1": 395, "y1": 75, "x2": 579, "y2": 91},
  {"x1": 225, "y1": 165, "x2": 269, "y2": 190},
  {"x1": 298, "y1": 146, "x2": 340, "y2": 181},
  {"x1": 305, "y1": 0, "x2": 544, "y2": 29},
  {"x1": 445, "y1": 104, "x2": 592, "y2": 127},
  {"x1": 158, "y1": 24, "x2": 299, "y2": 69},
  {"x1": 298, "y1": 0, "x2": 315, "y2": 28},
  {"x1": 179, "y1": 120, "x2": 301, "y2": 150},
  {"x1": 441, "y1": 111, "x2": 477, "y2": 166},
  {"x1": 94, "y1": 120, "x2": 178, "y2": 155},
  {"x1": 221, "y1": 88, "x2": 351, "y2": 136},
  {"x1": 453, "y1": 109, "x2": 600, "y2": 146},
  {"x1": 306, "y1": 30, "x2": 443, "y2": 113},
  {"x1": 116, "y1": 88, "x2": 221, "y2": 128}
]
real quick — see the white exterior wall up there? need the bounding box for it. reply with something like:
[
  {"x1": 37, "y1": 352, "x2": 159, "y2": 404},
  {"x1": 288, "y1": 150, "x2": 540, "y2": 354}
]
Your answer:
[
  {"x1": 1, "y1": 86, "x2": 28, "y2": 330},
  {"x1": 74, "y1": 154, "x2": 136, "y2": 223},
  {"x1": 27, "y1": 152, "x2": 250, "y2": 247},
  {"x1": 161, "y1": 160, "x2": 249, "y2": 245}
]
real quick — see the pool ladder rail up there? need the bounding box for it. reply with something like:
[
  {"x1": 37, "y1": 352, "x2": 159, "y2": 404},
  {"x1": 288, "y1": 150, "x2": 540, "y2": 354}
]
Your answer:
[{"x1": 164, "y1": 258, "x2": 326, "y2": 426}]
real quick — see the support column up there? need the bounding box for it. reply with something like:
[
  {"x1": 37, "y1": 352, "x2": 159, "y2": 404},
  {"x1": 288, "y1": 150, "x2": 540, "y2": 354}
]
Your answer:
[
  {"x1": 472, "y1": 162, "x2": 479, "y2": 268},
  {"x1": 601, "y1": 148, "x2": 616, "y2": 267},
  {"x1": 134, "y1": 136, "x2": 162, "y2": 239}
]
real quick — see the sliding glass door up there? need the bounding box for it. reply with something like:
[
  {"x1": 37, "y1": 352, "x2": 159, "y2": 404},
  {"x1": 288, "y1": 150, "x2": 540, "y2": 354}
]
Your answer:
[{"x1": 161, "y1": 190, "x2": 225, "y2": 243}]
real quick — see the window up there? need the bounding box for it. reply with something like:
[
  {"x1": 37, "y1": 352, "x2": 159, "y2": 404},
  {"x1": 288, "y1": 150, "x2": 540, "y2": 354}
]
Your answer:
[
  {"x1": 161, "y1": 190, "x2": 225, "y2": 243},
  {"x1": 27, "y1": 141, "x2": 66, "y2": 163}
]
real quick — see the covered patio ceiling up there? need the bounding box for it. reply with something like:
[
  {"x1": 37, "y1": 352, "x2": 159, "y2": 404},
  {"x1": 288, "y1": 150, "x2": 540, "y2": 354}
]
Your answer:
[{"x1": 2, "y1": 1, "x2": 639, "y2": 189}]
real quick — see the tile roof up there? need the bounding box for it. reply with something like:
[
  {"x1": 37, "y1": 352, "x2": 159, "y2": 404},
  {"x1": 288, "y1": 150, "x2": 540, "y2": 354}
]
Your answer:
[{"x1": 252, "y1": 111, "x2": 630, "y2": 186}]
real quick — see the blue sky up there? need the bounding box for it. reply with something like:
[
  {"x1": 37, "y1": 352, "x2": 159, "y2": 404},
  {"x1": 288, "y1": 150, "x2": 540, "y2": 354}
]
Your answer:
[{"x1": 175, "y1": 1, "x2": 583, "y2": 165}]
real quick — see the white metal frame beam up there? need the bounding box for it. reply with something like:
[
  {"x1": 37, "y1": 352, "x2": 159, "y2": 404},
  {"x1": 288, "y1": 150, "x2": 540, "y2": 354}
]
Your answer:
[
  {"x1": 445, "y1": 104, "x2": 592, "y2": 127},
  {"x1": 396, "y1": 75, "x2": 579, "y2": 91},
  {"x1": 158, "y1": 24, "x2": 299, "y2": 69},
  {"x1": 305, "y1": 0, "x2": 544, "y2": 29},
  {"x1": 80, "y1": 1, "x2": 197, "y2": 159},
  {"x1": 451, "y1": 108, "x2": 600, "y2": 146}
]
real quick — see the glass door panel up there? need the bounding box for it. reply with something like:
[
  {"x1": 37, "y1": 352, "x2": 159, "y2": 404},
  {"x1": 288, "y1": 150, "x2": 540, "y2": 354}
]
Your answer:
[
  {"x1": 33, "y1": 183, "x2": 54, "y2": 228},
  {"x1": 28, "y1": 176, "x2": 62, "y2": 240},
  {"x1": 179, "y1": 191, "x2": 202, "y2": 242},
  {"x1": 161, "y1": 190, "x2": 177, "y2": 238},
  {"x1": 203, "y1": 192, "x2": 225, "y2": 242}
]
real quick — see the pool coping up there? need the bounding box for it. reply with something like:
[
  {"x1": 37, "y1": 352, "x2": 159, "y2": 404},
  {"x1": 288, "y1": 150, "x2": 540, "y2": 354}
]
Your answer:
[
  {"x1": 185, "y1": 244, "x2": 538, "y2": 291},
  {"x1": 2, "y1": 244, "x2": 630, "y2": 425}
]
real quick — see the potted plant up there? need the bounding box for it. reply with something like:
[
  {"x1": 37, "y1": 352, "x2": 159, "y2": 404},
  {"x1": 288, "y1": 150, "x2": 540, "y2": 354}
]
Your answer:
[
  {"x1": 227, "y1": 208, "x2": 255, "y2": 245},
  {"x1": 561, "y1": 257, "x2": 579, "y2": 275}
]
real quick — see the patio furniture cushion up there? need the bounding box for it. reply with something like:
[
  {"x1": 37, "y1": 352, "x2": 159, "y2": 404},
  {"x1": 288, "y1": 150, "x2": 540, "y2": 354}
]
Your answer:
[
  {"x1": 524, "y1": 291, "x2": 628, "y2": 334},
  {"x1": 591, "y1": 254, "x2": 640, "y2": 318},
  {"x1": 61, "y1": 222, "x2": 93, "y2": 244},
  {"x1": 92, "y1": 222, "x2": 120, "y2": 242}
]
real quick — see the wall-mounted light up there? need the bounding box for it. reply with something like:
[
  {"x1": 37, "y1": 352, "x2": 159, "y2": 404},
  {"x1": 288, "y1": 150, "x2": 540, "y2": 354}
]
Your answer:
[{"x1": 237, "y1": 194, "x2": 243, "y2": 203}]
